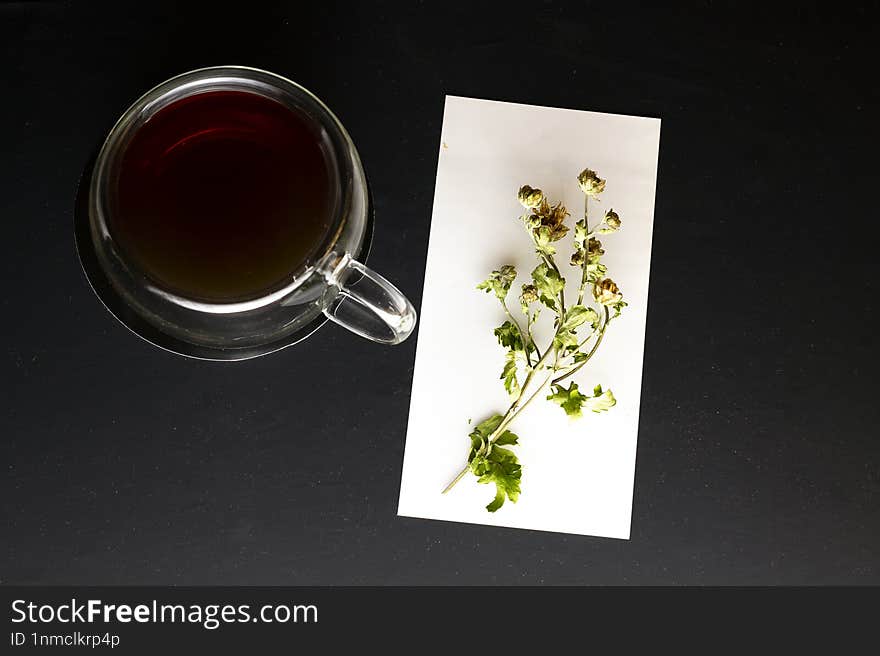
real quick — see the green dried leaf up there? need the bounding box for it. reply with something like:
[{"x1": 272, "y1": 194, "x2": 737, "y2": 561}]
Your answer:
[
  {"x1": 584, "y1": 385, "x2": 617, "y2": 413},
  {"x1": 486, "y1": 489, "x2": 506, "y2": 512},
  {"x1": 470, "y1": 444, "x2": 522, "y2": 512},
  {"x1": 571, "y1": 351, "x2": 590, "y2": 363},
  {"x1": 532, "y1": 226, "x2": 556, "y2": 256},
  {"x1": 472, "y1": 414, "x2": 503, "y2": 441},
  {"x1": 552, "y1": 329, "x2": 579, "y2": 355},
  {"x1": 546, "y1": 382, "x2": 589, "y2": 418},
  {"x1": 501, "y1": 352, "x2": 519, "y2": 397},
  {"x1": 467, "y1": 417, "x2": 522, "y2": 513},
  {"x1": 494, "y1": 321, "x2": 524, "y2": 352},
  {"x1": 531, "y1": 262, "x2": 565, "y2": 312},
  {"x1": 477, "y1": 265, "x2": 517, "y2": 301},
  {"x1": 493, "y1": 430, "x2": 519, "y2": 446},
  {"x1": 559, "y1": 306, "x2": 598, "y2": 332},
  {"x1": 586, "y1": 262, "x2": 607, "y2": 283}
]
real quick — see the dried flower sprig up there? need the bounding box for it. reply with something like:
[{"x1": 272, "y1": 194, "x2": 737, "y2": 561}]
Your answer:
[{"x1": 443, "y1": 167, "x2": 627, "y2": 512}]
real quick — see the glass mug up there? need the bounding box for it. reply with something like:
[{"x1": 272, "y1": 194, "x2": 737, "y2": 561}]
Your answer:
[{"x1": 87, "y1": 66, "x2": 416, "y2": 359}]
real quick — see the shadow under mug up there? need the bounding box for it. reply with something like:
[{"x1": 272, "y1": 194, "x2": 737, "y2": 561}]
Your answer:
[{"x1": 85, "y1": 66, "x2": 416, "y2": 360}]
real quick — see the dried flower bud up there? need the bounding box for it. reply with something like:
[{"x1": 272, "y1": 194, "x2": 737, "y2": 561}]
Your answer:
[
  {"x1": 593, "y1": 278, "x2": 622, "y2": 305},
  {"x1": 529, "y1": 199, "x2": 570, "y2": 244},
  {"x1": 603, "y1": 209, "x2": 621, "y2": 232},
  {"x1": 520, "y1": 284, "x2": 539, "y2": 305},
  {"x1": 517, "y1": 185, "x2": 544, "y2": 209},
  {"x1": 587, "y1": 237, "x2": 604, "y2": 263},
  {"x1": 574, "y1": 218, "x2": 588, "y2": 244},
  {"x1": 547, "y1": 223, "x2": 569, "y2": 241},
  {"x1": 570, "y1": 249, "x2": 586, "y2": 266},
  {"x1": 577, "y1": 168, "x2": 606, "y2": 196},
  {"x1": 497, "y1": 265, "x2": 516, "y2": 285},
  {"x1": 547, "y1": 202, "x2": 569, "y2": 227}
]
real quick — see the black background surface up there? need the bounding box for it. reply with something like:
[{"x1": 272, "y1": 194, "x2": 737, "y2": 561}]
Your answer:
[{"x1": 2, "y1": 2, "x2": 878, "y2": 585}]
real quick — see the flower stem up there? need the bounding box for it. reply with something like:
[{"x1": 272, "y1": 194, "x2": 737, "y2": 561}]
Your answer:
[
  {"x1": 529, "y1": 325, "x2": 543, "y2": 361},
  {"x1": 441, "y1": 466, "x2": 470, "y2": 495},
  {"x1": 577, "y1": 193, "x2": 590, "y2": 305},
  {"x1": 552, "y1": 306, "x2": 610, "y2": 385},
  {"x1": 442, "y1": 346, "x2": 558, "y2": 494},
  {"x1": 502, "y1": 302, "x2": 532, "y2": 366},
  {"x1": 442, "y1": 372, "x2": 554, "y2": 495}
]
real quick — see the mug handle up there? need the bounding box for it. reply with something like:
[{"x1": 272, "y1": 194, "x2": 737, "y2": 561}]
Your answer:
[{"x1": 322, "y1": 254, "x2": 417, "y2": 344}]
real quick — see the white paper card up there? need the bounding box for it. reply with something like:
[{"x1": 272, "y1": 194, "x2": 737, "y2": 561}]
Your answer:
[{"x1": 397, "y1": 96, "x2": 661, "y2": 538}]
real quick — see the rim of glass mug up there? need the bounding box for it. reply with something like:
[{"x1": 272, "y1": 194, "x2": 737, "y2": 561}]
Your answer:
[{"x1": 87, "y1": 66, "x2": 416, "y2": 350}]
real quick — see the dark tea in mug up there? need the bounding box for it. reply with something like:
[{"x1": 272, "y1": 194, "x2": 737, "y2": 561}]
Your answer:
[
  {"x1": 111, "y1": 90, "x2": 336, "y2": 302},
  {"x1": 86, "y1": 67, "x2": 416, "y2": 356}
]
